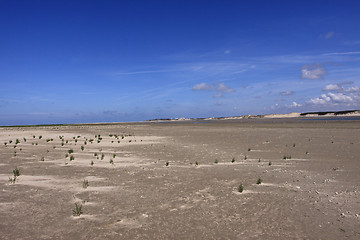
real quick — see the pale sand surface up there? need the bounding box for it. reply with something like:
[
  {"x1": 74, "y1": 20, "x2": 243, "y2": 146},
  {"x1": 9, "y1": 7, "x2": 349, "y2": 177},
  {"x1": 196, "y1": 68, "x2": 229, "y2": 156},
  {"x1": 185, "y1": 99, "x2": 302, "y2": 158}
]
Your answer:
[{"x1": 1, "y1": 119, "x2": 360, "y2": 239}]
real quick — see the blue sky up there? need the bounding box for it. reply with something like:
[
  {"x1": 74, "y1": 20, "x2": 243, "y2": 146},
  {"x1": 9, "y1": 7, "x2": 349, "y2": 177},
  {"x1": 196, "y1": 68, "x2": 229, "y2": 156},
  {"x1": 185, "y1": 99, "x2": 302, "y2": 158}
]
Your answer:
[{"x1": 1, "y1": 0, "x2": 360, "y2": 125}]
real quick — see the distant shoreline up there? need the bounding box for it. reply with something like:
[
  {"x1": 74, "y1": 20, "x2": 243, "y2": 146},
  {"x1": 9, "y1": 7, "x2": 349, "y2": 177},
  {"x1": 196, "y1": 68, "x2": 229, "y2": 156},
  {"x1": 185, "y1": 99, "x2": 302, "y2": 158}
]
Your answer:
[
  {"x1": 148, "y1": 110, "x2": 360, "y2": 122},
  {"x1": 1, "y1": 110, "x2": 360, "y2": 127}
]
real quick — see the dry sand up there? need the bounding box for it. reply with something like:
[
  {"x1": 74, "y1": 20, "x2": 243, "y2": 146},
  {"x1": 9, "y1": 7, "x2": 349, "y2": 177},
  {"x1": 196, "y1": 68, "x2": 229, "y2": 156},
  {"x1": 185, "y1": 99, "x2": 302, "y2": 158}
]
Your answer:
[{"x1": 1, "y1": 118, "x2": 359, "y2": 239}]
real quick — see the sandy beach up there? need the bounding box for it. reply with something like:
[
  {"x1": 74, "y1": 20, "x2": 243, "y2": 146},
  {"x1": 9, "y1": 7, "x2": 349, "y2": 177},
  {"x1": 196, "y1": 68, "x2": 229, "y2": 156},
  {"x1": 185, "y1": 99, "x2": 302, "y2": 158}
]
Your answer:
[{"x1": 1, "y1": 118, "x2": 359, "y2": 239}]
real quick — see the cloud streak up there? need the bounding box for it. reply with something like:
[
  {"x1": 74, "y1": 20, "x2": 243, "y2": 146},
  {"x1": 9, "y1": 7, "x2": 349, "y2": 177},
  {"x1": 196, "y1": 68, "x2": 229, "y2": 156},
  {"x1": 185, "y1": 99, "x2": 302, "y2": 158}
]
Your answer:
[{"x1": 301, "y1": 64, "x2": 327, "y2": 79}]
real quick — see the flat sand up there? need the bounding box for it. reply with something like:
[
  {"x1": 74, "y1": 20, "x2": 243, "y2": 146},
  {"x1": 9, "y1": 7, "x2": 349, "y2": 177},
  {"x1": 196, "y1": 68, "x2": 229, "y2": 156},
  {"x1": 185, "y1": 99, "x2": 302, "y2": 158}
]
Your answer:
[{"x1": 1, "y1": 119, "x2": 359, "y2": 239}]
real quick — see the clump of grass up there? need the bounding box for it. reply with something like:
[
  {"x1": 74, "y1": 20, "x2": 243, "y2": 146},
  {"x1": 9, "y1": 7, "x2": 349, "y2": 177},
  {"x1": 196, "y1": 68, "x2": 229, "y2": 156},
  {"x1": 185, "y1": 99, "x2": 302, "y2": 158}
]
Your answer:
[
  {"x1": 83, "y1": 179, "x2": 89, "y2": 188},
  {"x1": 101, "y1": 153, "x2": 104, "y2": 160},
  {"x1": 15, "y1": 139, "x2": 20, "y2": 144},
  {"x1": 9, "y1": 176, "x2": 16, "y2": 184},
  {"x1": 68, "y1": 149, "x2": 74, "y2": 154},
  {"x1": 81, "y1": 146, "x2": 84, "y2": 151},
  {"x1": 39, "y1": 136, "x2": 42, "y2": 139},
  {"x1": 248, "y1": 148, "x2": 251, "y2": 151},
  {"x1": 283, "y1": 155, "x2": 292, "y2": 160},
  {"x1": 13, "y1": 167, "x2": 20, "y2": 177},
  {"x1": 90, "y1": 160, "x2": 94, "y2": 166},
  {"x1": 40, "y1": 156, "x2": 45, "y2": 161},
  {"x1": 109, "y1": 159, "x2": 114, "y2": 165},
  {"x1": 268, "y1": 161, "x2": 272, "y2": 166},
  {"x1": 70, "y1": 155, "x2": 75, "y2": 161},
  {"x1": 231, "y1": 157, "x2": 235, "y2": 163},
  {"x1": 195, "y1": 161, "x2": 199, "y2": 166},
  {"x1": 258, "y1": 158, "x2": 261, "y2": 162},
  {"x1": 72, "y1": 203, "x2": 83, "y2": 216},
  {"x1": 9, "y1": 140, "x2": 12, "y2": 144},
  {"x1": 244, "y1": 155, "x2": 247, "y2": 160},
  {"x1": 23, "y1": 137, "x2": 26, "y2": 142},
  {"x1": 238, "y1": 184, "x2": 244, "y2": 193},
  {"x1": 256, "y1": 178, "x2": 262, "y2": 184},
  {"x1": 4, "y1": 142, "x2": 7, "y2": 146},
  {"x1": 166, "y1": 161, "x2": 169, "y2": 166},
  {"x1": 113, "y1": 154, "x2": 116, "y2": 158},
  {"x1": 214, "y1": 159, "x2": 218, "y2": 164},
  {"x1": 65, "y1": 153, "x2": 69, "y2": 158}
]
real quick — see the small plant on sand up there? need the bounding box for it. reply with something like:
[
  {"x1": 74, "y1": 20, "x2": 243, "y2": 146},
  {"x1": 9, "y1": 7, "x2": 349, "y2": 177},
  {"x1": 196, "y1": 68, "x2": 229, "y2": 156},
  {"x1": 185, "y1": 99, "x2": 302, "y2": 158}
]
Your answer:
[
  {"x1": 166, "y1": 161, "x2": 169, "y2": 166},
  {"x1": 70, "y1": 155, "x2": 75, "y2": 161},
  {"x1": 113, "y1": 154, "x2": 116, "y2": 158},
  {"x1": 9, "y1": 140, "x2": 12, "y2": 144},
  {"x1": 238, "y1": 184, "x2": 244, "y2": 193},
  {"x1": 244, "y1": 155, "x2": 247, "y2": 160},
  {"x1": 109, "y1": 159, "x2": 114, "y2": 165},
  {"x1": 39, "y1": 136, "x2": 42, "y2": 139},
  {"x1": 4, "y1": 142, "x2": 7, "y2": 146},
  {"x1": 195, "y1": 161, "x2": 199, "y2": 166},
  {"x1": 15, "y1": 139, "x2": 20, "y2": 144},
  {"x1": 40, "y1": 156, "x2": 45, "y2": 161},
  {"x1": 83, "y1": 179, "x2": 89, "y2": 188},
  {"x1": 90, "y1": 160, "x2": 94, "y2": 166},
  {"x1": 293, "y1": 143, "x2": 296, "y2": 147},
  {"x1": 101, "y1": 153, "x2": 104, "y2": 160},
  {"x1": 68, "y1": 149, "x2": 74, "y2": 154},
  {"x1": 268, "y1": 161, "x2": 272, "y2": 166},
  {"x1": 23, "y1": 137, "x2": 26, "y2": 142},
  {"x1": 33, "y1": 135, "x2": 35, "y2": 138},
  {"x1": 256, "y1": 178, "x2": 262, "y2": 184},
  {"x1": 248, "y1": 148, "x2": 251, "y2": 151},
  {"x1": 214, "y1": 159, "x2": 218, "y2": 164},
  {"x1": 231, "y1": 157, "x2": 236, "y2": 163},
  {"x1": 72, "y1": 203, "x2": 83, "y2": 216},
  {"x1": 13, "y1": 167, "x2": 20, "y2": 177},
  {"x1": 258, "y1": 158, "x2": 261, "y2": 162},
  {"x1": 65, "y1": 153, "x2": 69, "y2": 158},
  {"x1": 283, "y1": 155, "x2": 292, "y2": 160},
  {"x1": 13, "y1": 151, "x2": 16, "y2": 156},
  {"x1": 81, "y1": 146, "x2": 84, "y2": 151},
  {"x1": 9, "y1": 176, "x2": 16, "y2": 184}
]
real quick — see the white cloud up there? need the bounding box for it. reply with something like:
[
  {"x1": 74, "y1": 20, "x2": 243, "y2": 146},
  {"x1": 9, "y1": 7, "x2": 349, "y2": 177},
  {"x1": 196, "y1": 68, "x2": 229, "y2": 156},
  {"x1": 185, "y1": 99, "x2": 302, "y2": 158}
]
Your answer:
[
  {"x1": 308, "y1": 94, "x2": 332, "y2": 105},
  {"x1": 308, "y1": 92, "x2": 356, "y2": 105},
  {"x1": 192, "y1": 82, "x2": 235, "y2": 93},
  {"x1": 327, "y1": 92, "x2": 354, "y2": 103},
  {"x1": 323, "y1": 84, "x2": 342, "y2": 91},
  {"x1": 301, "y1": 64, "x2": 327, "y2": 79},
  {"x1": 192, "y1": 83, "x2": 214, "y2": 91},
  {"x1": 216, "y1": 83, "x2": 235, "y2": 93},
  {"x1": 287, "y1": 102, "x2": 302, "y2": 108},
  {"x1": 280, "y1": 90, "x2": 294, "y2": 96},
  {"x1": 344, "y1": 86, "x2": 360, "y2": 92},
  {"x1": 323, "y1": 82, "x2": 360, "y2": 93}
]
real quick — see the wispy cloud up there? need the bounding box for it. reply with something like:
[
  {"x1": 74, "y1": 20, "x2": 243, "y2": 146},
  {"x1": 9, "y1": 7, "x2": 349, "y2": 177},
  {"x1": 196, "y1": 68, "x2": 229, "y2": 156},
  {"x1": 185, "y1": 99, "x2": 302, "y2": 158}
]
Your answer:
[
  {"x1": 322, "y1": 51, "x2": 360, "y2": 56},
  {"x1": 325, "y1": 32, "x2": 334, "y2": 39},
  {"x1": 280, "y1": 90, "x2": 294, "y2": 96},
  {"x1": 343, "y1": 40, "x2": 360, "y2": 46},
  {"x1": 192, "y1": 83, "x2": 214, "y2": 91},
  {"x1": 113, "y1": 69, "x2": 172, "y2": 75},
  {"x1": 301, "y1": 64, "x2": 327, "y2": 79},
  {"x1": 216, "y1": 83, "x2": 235, "y2": 93}
]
